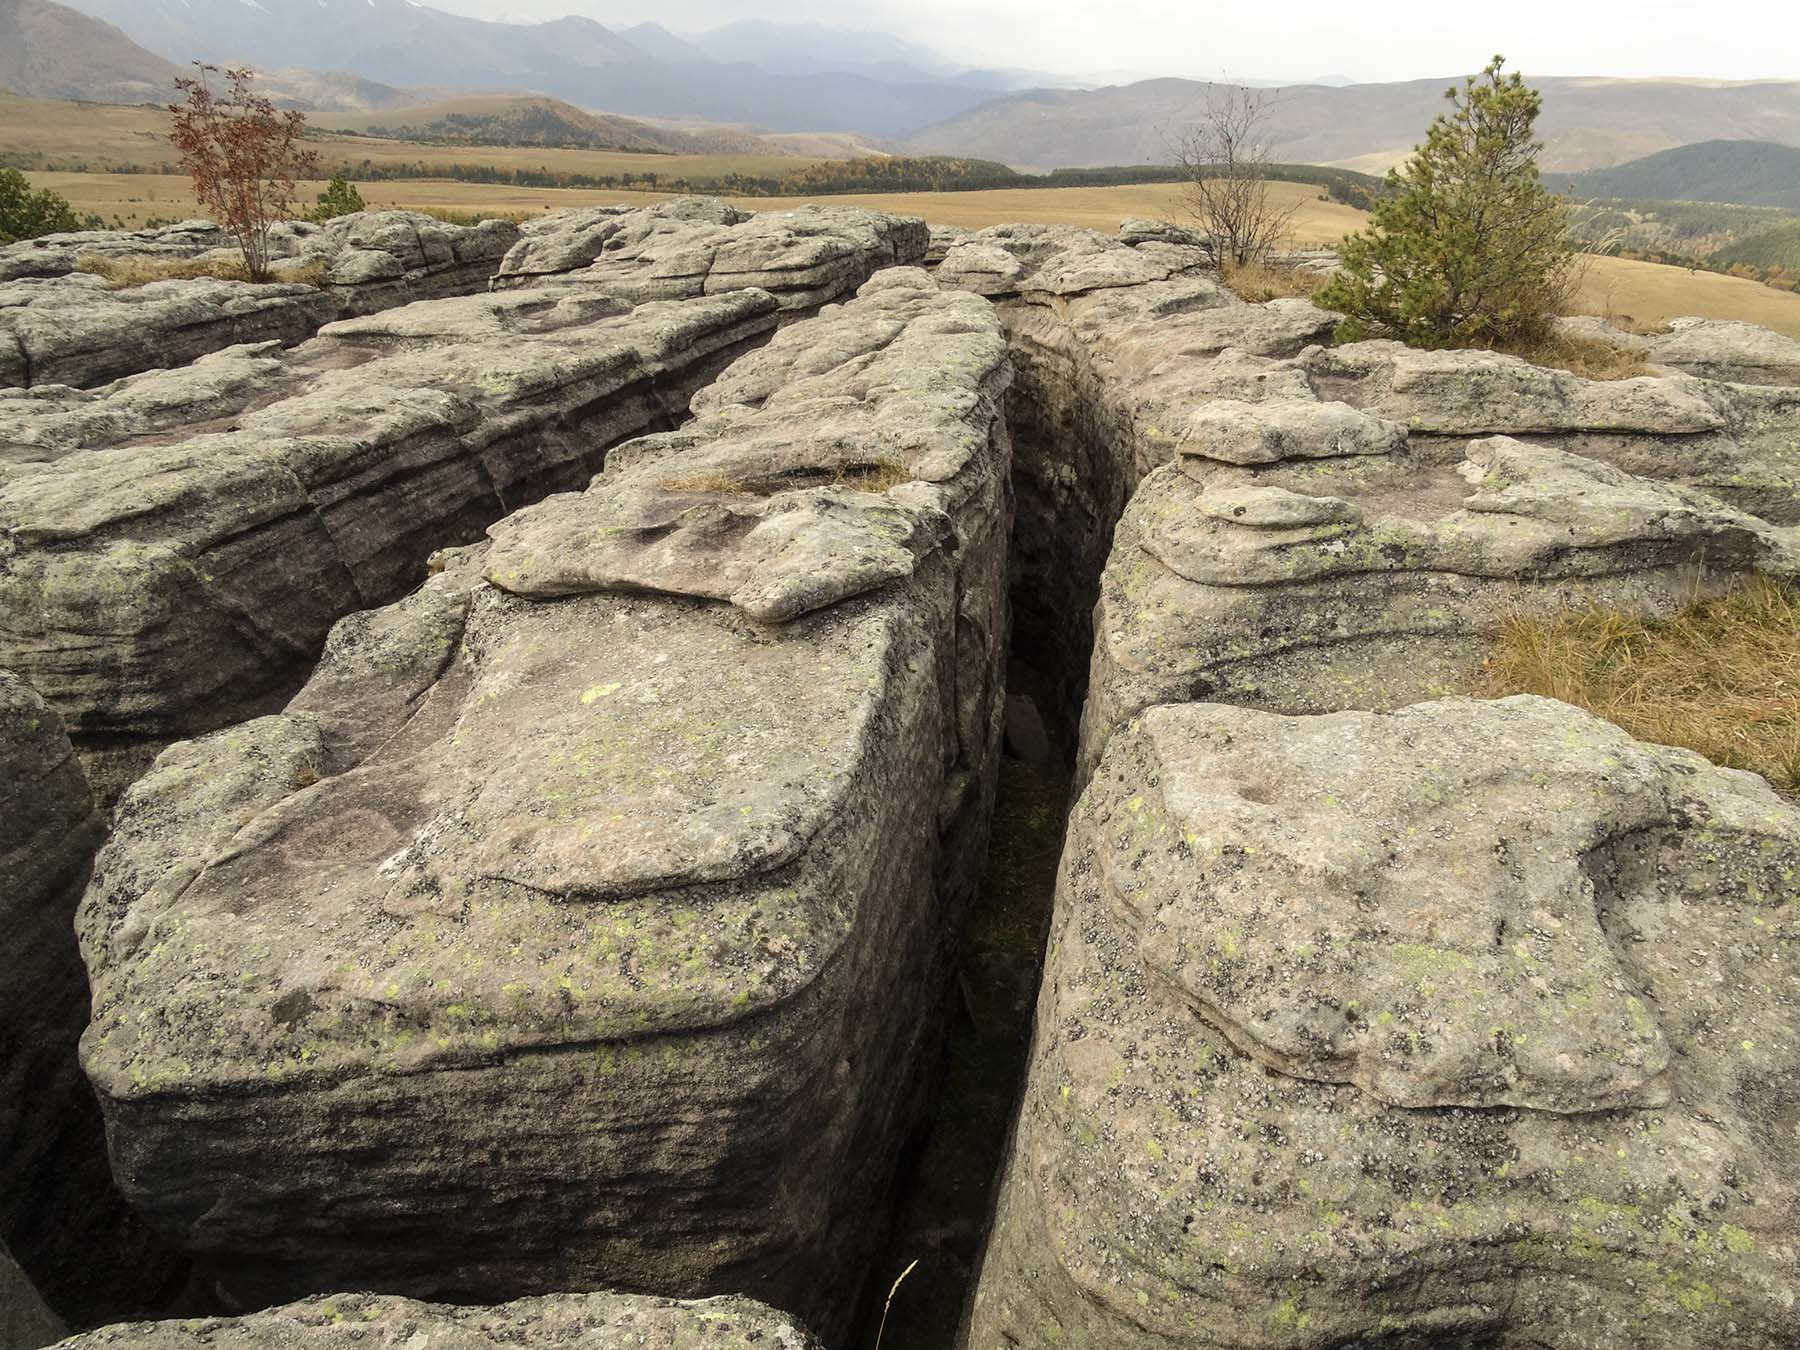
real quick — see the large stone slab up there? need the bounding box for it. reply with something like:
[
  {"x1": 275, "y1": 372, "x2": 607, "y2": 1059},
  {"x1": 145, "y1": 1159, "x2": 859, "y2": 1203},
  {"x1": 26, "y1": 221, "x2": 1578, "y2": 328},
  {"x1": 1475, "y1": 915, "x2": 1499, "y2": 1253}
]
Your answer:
[
  {"x1": 492, "y1": 197, "x2": 928, "y2": 311},
  {"x1": 53, "y1": 1292, "x2": 820, "y2": 1350},
  {"x1": 76, "y1": 271, "x2": 1010, "y2": 1340},
  {"x1": 1561, "y1": 314, "x2": 1800, "y2": 387},
  {"x1": 0, "y1": 285, "x2": 781, "y2": 797},
  {"x1": 0, "y1": 213, "x2": 522, "y2": 389},
  {"x1": 971, "y1": 696, "x2": 1800, "y2": 1349},
  {"x1": 1079, "y1": 433, "x2": 1799, "y2": 780}
]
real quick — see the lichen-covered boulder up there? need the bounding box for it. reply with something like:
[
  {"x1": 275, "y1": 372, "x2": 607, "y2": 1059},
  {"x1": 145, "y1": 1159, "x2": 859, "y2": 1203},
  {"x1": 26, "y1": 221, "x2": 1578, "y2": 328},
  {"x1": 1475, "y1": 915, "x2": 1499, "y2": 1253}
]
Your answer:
[
  {"x1": 0, "y1": 286, "x2": 781, "y2": 797},
  {"x1": 971, "y1": 696, "x2": 1800, "y2": 1349},
  {"x1": 76, "y1": 271, "x2": 1010, "y2": 1340},
  {"x1": 1079, "y1": 434, "x2": 1799, "y2": 780},
  {"x1": 492, "y1": 198, "x2": 927, "y2": 311},
  {"x1": 53, "y1": 1292, "x2": 820, "y2": 1350},
  {"x1": 0, "y1": 213, "x2": 523, "y2": 390}
]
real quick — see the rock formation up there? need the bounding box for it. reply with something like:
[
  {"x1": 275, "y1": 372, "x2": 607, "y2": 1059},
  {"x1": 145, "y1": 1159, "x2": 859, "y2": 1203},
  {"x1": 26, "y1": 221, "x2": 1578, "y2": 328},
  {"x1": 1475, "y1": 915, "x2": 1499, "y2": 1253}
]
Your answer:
[
  {"x1": 53, "y1": 1291, "x2": 820, "y2": 1350},
  {"x1": 1077, "y1": 432, "x2": 1799, "y2": 780},
  {"x1": 491, "y1": 198, "x2": 928, "y2": 311},
  {"x1": 75, "y1": 270, "x2": 1009, "y2": 1342},
  {"x1": 1, "y1": 285, "x2": 782, "y2": 797},
  {"x1": 0, "y1": 214, "x2": 522, "y2": 389},
  {"x1": 970, "y1": 696, "x2": 1800, "y2": 1348}
]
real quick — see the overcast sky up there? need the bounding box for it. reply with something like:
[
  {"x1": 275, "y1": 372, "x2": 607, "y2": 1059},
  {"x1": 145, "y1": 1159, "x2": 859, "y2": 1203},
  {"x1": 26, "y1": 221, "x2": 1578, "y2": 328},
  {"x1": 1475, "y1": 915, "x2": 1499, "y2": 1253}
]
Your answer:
[{"x1": 428, "y1": 0, "x2": 1800, "y2": 84}]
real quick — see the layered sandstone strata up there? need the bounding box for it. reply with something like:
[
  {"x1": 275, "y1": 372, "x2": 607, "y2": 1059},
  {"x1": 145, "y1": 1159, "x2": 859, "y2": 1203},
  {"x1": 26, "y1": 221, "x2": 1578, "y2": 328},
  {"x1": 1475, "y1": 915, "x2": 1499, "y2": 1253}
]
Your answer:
[
  {"x1": 0, "y1": 213, "x2": 522, "y2": 389},
  {"x1": 1, "y1": 286, "x2": 782, "y2": 795}
]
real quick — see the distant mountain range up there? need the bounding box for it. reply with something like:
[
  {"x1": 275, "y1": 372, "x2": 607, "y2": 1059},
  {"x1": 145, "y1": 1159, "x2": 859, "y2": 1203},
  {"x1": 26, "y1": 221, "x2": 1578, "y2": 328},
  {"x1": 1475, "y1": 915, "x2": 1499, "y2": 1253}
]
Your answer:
[
  {"x1": 50, "y1": 0, "x2": 1012, "y2": 136},
  {"x1": 14, "y1": 0, "x2": 1800, "y2": 177},
  {"x1": 1547, "y1": 141, "x2": 1800, "y2": 211},
  {"x1": 312, "y1": 94, "x2": 797, "y2": 158},
  {"x1": 903, "y1": 76, "x2": 1800, "y2": 173}
]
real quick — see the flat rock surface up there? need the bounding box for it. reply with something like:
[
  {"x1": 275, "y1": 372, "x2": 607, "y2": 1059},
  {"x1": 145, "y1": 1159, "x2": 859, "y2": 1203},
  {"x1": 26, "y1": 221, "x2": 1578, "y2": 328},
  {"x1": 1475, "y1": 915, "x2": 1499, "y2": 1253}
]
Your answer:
[
  {"x1": 54, "y1": 1292, "x2": 819, "y2": 1350},
  {"x1": 0, "y1": 286, "x2": 781, "y2": 791},
  {"x1": 972, "y1": 697, "x2": 1800, "y2": 1348},
  {"x1": 76, "y1": 271, "x2": 1011, "y2": 1338},
  {"x1": 493, "y1": 198, "x2": 927, "y2": 310}
]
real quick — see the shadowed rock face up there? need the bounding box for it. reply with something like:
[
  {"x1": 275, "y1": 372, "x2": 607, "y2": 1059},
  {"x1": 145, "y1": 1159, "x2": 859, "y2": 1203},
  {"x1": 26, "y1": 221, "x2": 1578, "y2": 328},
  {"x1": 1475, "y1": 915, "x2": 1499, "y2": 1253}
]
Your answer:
[
  {"x1": 1078, "y1": 432, "x2": 1800, "y2": 781},
  {"x1": 492, "y1": 198, "x2": 930, "y2": 312},
  {"x1": 0, "y1": 286, "x2": 783, "y2": 798},
  {"x1": 76, "y1": 271, "x2": 1010, "y2": 1341},
  {"x1": 2, "y1": 1238, "x2": 63, "y2": 1350},
  {"x1": 53, "y1": 1292, "x2": 821, "y2": 1350},
  {"x1": 971, "y1": 697, "x2": 1800, "y2": 1350},
  {"x1": 0, "y1": 213, "x2": 523, "y2": 389}
]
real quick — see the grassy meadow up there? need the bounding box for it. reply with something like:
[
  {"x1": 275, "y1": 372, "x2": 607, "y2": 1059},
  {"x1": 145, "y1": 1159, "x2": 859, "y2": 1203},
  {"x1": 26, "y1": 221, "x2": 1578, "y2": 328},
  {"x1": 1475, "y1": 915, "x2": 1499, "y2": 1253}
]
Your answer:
[{"x1": 11, "y1": 91, "x2": 1800, "y2": 339}]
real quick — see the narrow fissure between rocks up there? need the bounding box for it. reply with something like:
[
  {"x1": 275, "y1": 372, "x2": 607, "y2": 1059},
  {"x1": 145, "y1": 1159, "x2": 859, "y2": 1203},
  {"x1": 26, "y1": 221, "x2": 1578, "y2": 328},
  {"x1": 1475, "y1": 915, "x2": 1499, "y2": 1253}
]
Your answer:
[{"x1": 849, "y1": 358, "x2": 1133, "y2": 1347}]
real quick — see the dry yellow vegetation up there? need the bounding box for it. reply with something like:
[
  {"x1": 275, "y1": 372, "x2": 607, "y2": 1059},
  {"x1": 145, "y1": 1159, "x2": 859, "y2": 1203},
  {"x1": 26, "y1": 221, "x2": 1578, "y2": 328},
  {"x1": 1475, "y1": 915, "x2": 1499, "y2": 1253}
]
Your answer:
[
  {"x1": 0, "y1": 91, "x2": 816, "y2": 185},
  {"x1": 1485, "y1": 576, "x2": 1800, "y2": 795}
]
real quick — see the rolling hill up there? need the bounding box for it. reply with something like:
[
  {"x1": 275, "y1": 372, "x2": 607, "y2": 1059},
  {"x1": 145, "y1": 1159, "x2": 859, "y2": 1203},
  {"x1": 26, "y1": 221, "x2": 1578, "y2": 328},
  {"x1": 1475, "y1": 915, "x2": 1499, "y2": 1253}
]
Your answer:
[
  {"x1": 1548, "y1": 141, "x2": 1800, "y2": 210},
  {"x1": 0, "y1": 0, "x2": 179, "y2": 104},
  {"x1": 312, "y1": 96, "x2": 791, "y2": 157},
  {"x1": 904, "y1": 76, "x2": 1800, "y2": 173}
]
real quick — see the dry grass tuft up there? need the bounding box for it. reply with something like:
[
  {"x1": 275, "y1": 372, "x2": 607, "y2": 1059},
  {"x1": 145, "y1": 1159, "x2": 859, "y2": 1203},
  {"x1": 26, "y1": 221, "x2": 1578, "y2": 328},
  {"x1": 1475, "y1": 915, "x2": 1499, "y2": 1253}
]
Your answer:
[
  {"x1": 655, "y1": 469, "x2": 757, "y2": 495},
  {"x1": 1221, "y1": 258, "x2": 1329, "y2": 302},
  {"x1": 1495, "y1": 329, "x2": 1658, "y2": 381},
  {"x1": 833, "y1": 457, "x2": 913, "y2": 492},
  {"x1": 658, "y1": 458, "x2": 914, "y2": 496},
  {"x1": 1484, "y1": 575, "x2": 1800, "y2": 795},
  {"x1": 75, "y1": 254, "x2": 327, "y2": 289}
]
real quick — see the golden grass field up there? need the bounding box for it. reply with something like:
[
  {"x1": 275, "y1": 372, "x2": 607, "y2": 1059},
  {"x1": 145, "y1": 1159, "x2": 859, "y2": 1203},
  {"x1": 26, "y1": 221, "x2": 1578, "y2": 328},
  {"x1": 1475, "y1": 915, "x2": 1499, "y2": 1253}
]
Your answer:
[{"x1": 11, "y1": 90, "x2": 1800, "y2": 339}]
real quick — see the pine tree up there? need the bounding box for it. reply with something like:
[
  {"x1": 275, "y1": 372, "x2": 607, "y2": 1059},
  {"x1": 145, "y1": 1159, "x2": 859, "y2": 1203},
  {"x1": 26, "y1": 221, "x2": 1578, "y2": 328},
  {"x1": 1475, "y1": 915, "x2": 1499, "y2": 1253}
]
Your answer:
[
  {"x1": 1318, "y1": 56, "x2": 1575, "y2": 348},
  {"x1": 309, "y1": 174, "x2": 367, "y2": 223}
]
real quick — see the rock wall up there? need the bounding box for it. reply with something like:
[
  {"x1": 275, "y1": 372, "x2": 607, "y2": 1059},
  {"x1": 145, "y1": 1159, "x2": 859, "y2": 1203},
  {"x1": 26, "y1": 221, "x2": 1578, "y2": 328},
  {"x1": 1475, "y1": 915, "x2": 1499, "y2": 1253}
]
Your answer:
[
  {"x1": 491, "y1": 198, "x2": 928, "y2": 312},
  {"x1": 1, "y1": 285, "x2": 782, "y2": 797},
  {"x1": 0, "y1": 213, "x2": 522, "y2": 389},
  {"x1": 53, "y1": 1291, "x2": 821, "y2": 1350},
  {"x1": 969, "y1": 697, "x2": 1800, "y2": 1348},
  {"x1": 74, "y1": 271, "x2": 1010, "y2": 1343},
  {"x1": 0, "y1": 672, "x2": 168, "y2": 1325}
]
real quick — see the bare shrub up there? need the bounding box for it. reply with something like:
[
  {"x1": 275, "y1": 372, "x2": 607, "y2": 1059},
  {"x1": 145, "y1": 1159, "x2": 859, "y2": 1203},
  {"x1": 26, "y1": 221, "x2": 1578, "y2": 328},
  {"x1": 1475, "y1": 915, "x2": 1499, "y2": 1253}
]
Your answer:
[{"x1": 1170, "y1": 85, "x2": 1299, "y2": 267}]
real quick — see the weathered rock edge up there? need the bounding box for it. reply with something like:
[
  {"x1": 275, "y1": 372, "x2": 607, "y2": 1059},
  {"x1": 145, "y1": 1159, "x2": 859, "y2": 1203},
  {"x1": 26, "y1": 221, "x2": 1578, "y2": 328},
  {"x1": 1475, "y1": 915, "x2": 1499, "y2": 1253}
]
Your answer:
[
  {"x1": 970, "y1": 696, "x2": 1800, "y2": 1349},
  {"x1": 492, "y1": 197, "x2": 928, "y2": 312},
  {"x1": 77, "y1": 271, "x2": 1012, "y2": 1341},
  {"x1": 52, "y1": 1291, "x2": 821, "y2": 1350}
]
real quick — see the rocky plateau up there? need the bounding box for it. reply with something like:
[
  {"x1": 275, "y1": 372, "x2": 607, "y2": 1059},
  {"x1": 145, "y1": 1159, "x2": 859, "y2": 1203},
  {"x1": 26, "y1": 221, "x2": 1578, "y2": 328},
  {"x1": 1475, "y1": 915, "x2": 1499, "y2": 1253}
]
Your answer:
[{"x1": 2, "y1": 200, "x2": 1797, "y2": 1350}]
